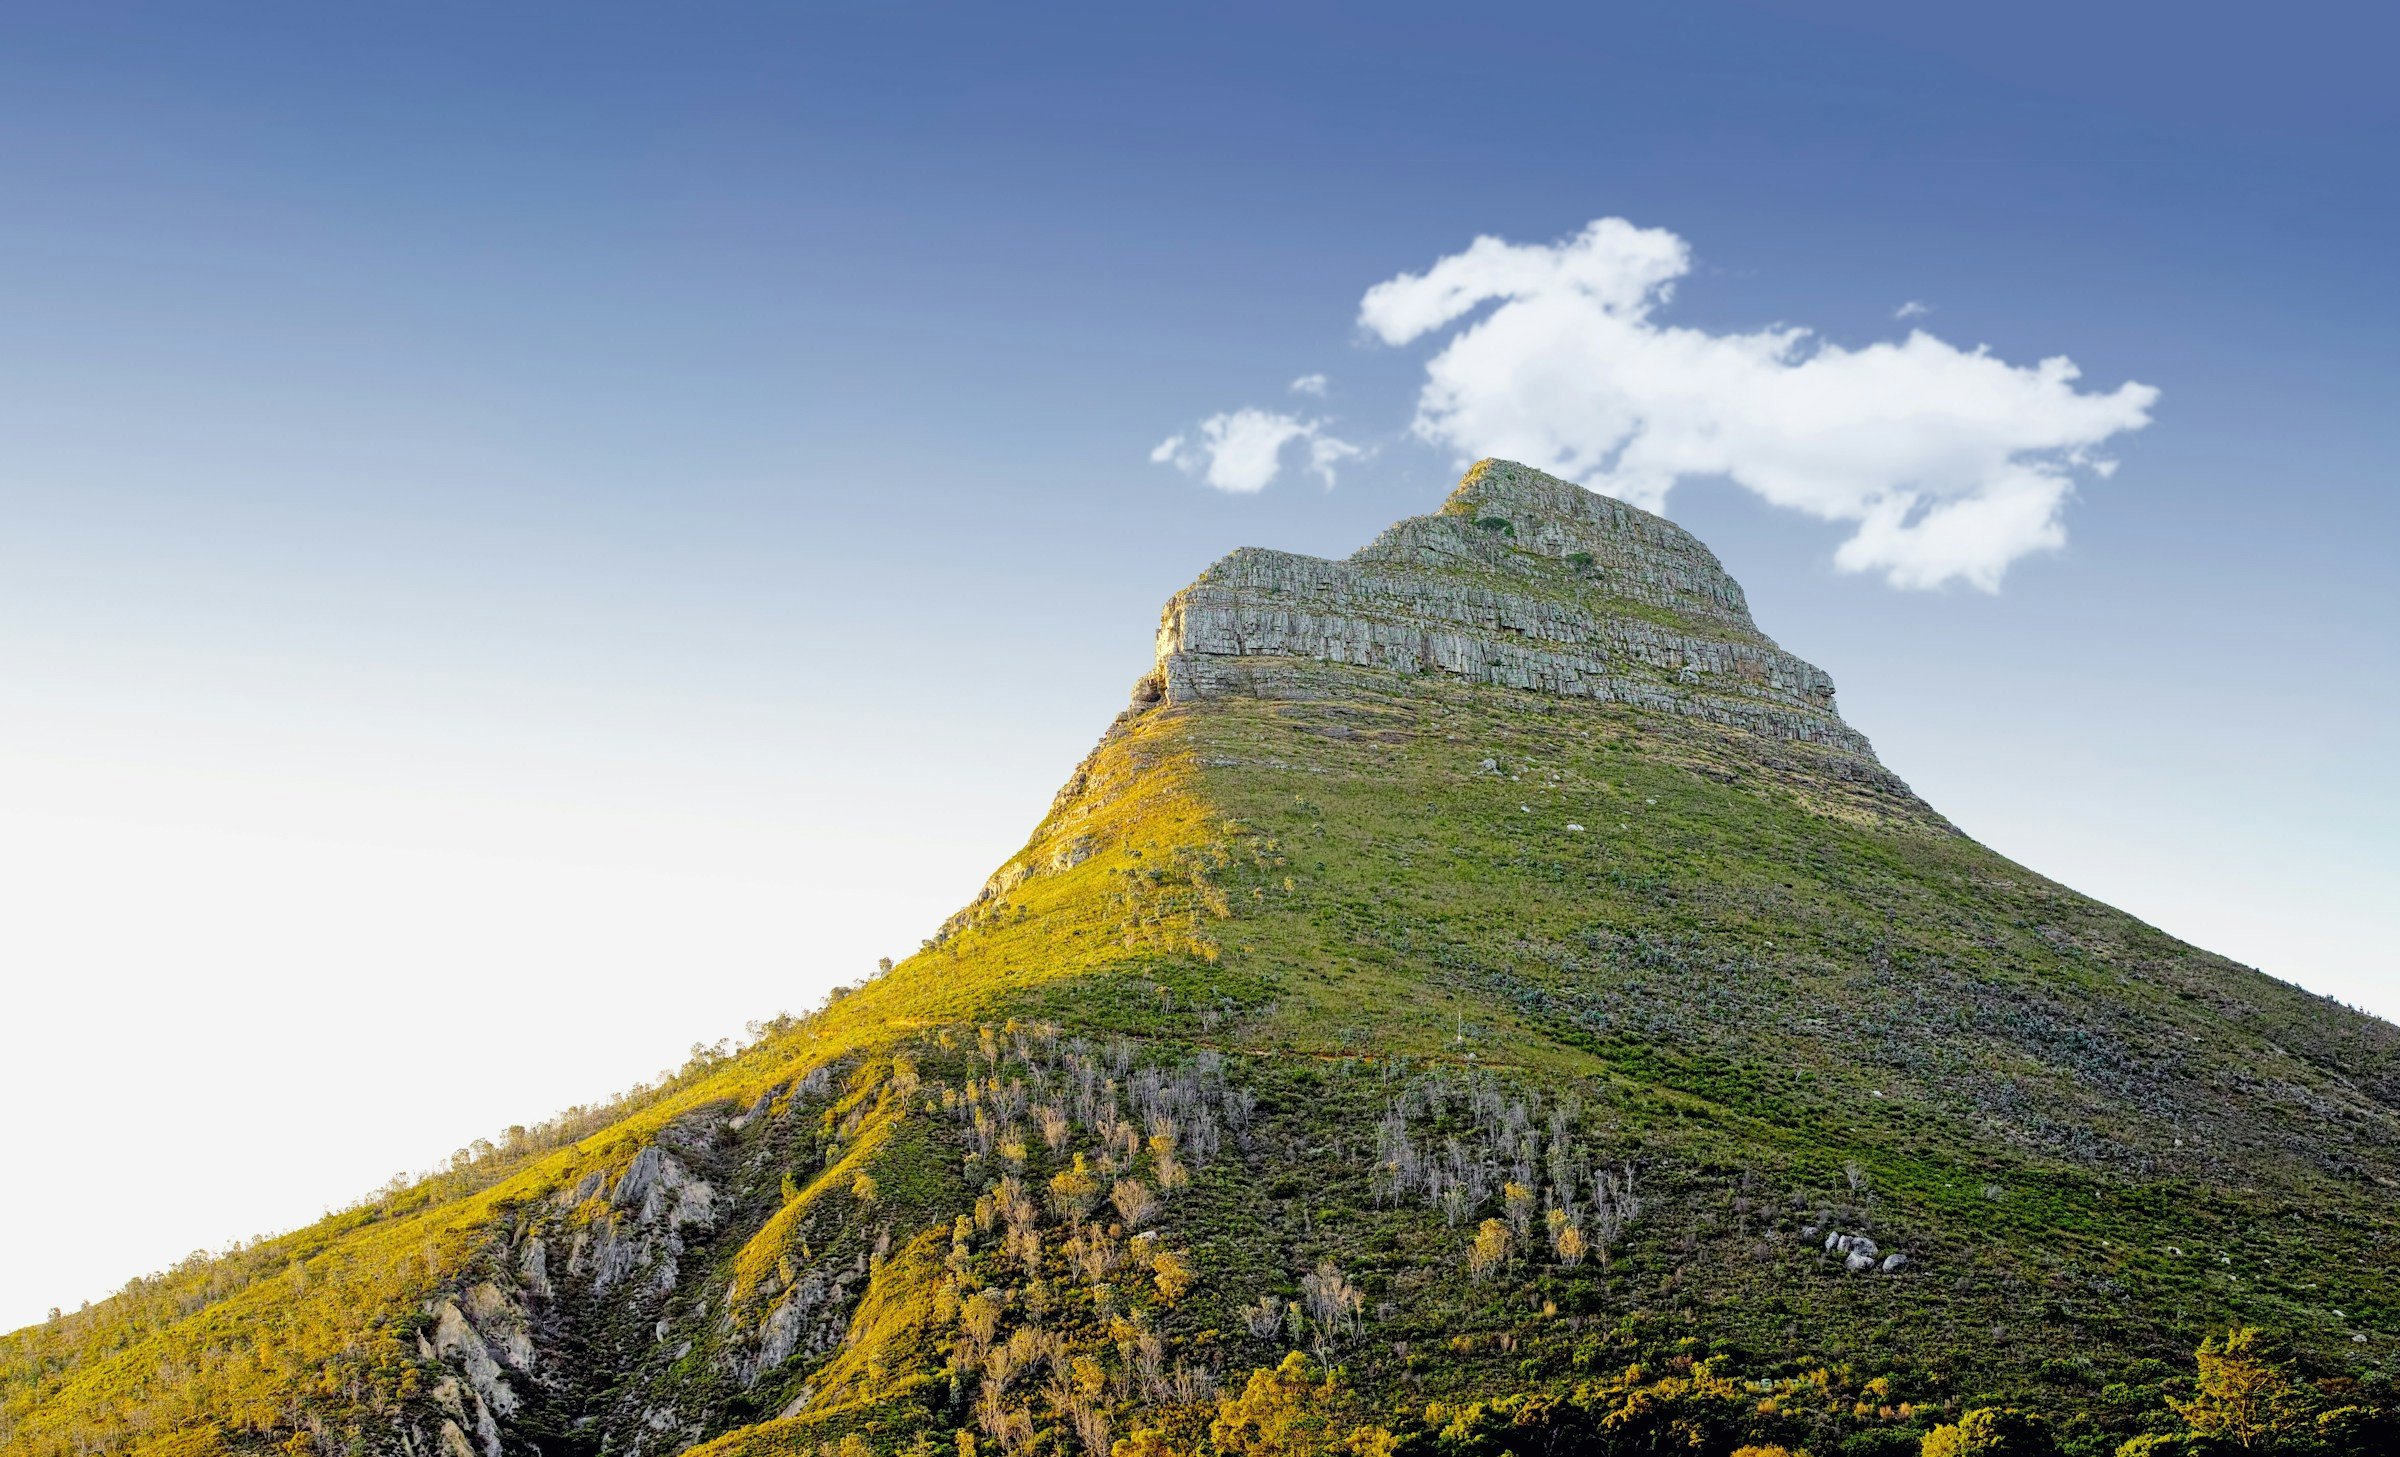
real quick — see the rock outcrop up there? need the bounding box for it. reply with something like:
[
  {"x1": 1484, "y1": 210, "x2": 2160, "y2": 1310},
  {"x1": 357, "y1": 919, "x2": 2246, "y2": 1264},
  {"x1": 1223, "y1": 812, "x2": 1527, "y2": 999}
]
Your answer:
[{"x1": 1146, "y1": 460, "x2": 1878, "y2": 760}]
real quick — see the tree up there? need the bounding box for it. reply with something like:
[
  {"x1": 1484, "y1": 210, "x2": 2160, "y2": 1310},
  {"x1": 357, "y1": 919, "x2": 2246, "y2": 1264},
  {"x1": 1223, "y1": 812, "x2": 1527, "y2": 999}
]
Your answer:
[
  {"x1": 1921, "y1": 1407, "x2": 2057, "y2": 1457},
  {"x1": 1550, "y1": 1215, "x2": 1588, "y2": 1268},
  {"x1": 1342, "y1": 1426, "x2": 1400, "y2": 1457},
  {"x1": 2166, "y1": 1328, "x2": 2316, "y2": 1452},
  {"x1": 1151, "y1": 1249, "x2": 1198, "y2": 1304},
  {"x1": 1502, "y1": 1182, "x2": 1536, "y2": 1235},
  {"x1": 1112, "y1": 1429, "x2": 1186, "y2": 1457},
  {"x1": 1209, "y1": 1353, "x2": 1395, "y2": 1457},
  {"x1": 1467, "y1": 1220, "x2": 1511, "y2": 1282},
  {"x1": 1113, "y1": 1178, "x2": 1162, "y2": 1228},
  {"x1": 1212, "y1": 1353, "x2": 1336, "y2": 1457},
  {"x1": 1299, "y1": 1260, "x2": 1364, "y2": 1344},
  {"x1": 1050, "y1": 1156, "x2": 1105, "y2": 1220}
]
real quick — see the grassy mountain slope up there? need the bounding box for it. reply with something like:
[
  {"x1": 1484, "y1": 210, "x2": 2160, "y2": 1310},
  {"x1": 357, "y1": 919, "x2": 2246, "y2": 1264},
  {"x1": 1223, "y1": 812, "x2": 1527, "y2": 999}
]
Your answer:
[{"x1": 6, "y1": 463, "x2": 2394, "y2": 1457}]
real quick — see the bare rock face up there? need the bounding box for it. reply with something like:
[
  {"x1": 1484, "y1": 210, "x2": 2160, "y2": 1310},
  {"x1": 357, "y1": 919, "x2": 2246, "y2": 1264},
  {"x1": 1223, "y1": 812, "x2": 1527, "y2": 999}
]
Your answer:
[{"x1": 1147, "y1": 459, "x2": 1877, "y2": 760}]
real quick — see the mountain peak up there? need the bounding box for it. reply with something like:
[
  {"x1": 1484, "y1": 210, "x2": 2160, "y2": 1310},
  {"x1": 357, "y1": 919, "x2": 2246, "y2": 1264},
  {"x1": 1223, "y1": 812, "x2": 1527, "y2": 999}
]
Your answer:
[
  {"x1": 17, "y1": 462, "x2": 2397, "y2": 1457},
  {"x1": 1145, "y1": 458, "x2": 1881, "y2": 768},
  {"x1": 1438, "y1": 457, "x2": 1739, "y2": 601}
]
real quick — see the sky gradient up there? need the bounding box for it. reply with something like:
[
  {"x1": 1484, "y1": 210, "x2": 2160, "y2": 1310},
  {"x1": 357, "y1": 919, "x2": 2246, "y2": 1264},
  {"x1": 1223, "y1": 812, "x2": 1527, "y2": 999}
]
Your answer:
[{"x1": 3, "y1": 1, "x2": 2395, "y2": 1331}]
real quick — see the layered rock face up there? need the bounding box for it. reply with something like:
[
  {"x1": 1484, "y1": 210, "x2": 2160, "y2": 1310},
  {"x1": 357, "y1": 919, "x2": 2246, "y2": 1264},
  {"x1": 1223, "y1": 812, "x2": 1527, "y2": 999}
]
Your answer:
[{"x1": 1148, "y1": 459, "x2": 1877, "y2": 759}]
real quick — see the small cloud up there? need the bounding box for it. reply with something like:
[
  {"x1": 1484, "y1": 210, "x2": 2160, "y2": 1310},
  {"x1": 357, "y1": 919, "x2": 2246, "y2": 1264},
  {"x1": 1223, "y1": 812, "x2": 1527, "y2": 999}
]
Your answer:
[
  {"x1": 1360, "y1": 218, "x2": 2156, "y2": 590},
  {"x1": 1289, "y1": 372, "x2": 1330, "y2": 397},
  {"x1": 1895, "y1": 300, "x2": 1932, "y2": 320},
  {"x1": 1306, "y1": 431, "x2": 1361, "y2": 481},
  {"x1": 1151, "y1": 408, "x2": 1361, "y2": 493}
]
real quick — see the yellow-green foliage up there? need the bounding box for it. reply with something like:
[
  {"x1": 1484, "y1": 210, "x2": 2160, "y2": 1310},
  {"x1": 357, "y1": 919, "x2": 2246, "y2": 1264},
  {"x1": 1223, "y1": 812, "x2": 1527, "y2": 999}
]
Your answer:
[
  {"x1": 127, "y1": 1427, "x2": 231, "y2": 1457},
  {"x1": 0, "y1": 695, "x2": 1262, "y2": 1457},
  {"x1": 2164, "y1": 1327, "x2": 2317, "y2": 1451},
  {"x1": 0, "y1": 1016, "x2": 861, "y2": 1457},
  {"x1": 1206, "y1": 1355, "x2": 1393, "y2": 1457},
  {"x1": 7, "y1": 628, "x2": 2398, "y2": 1457},
  {"x1": 728, "y1": 1082, "x2": 903, "y2": 1310},
  {"x1": 691, "y1": 1233, "x2": 955, "y2": 1457},
  {"x1": 1921, "y1": 1408, "x2": 2057, "y2": 1456},
  {"x1": 1420, "y1": 1358, "x2": 1762, "y2": 1456}
]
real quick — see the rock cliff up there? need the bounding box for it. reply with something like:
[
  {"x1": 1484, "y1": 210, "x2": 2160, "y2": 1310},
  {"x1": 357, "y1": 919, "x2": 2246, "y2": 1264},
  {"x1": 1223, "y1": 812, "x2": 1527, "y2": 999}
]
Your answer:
[{"x1": 1147, "y1": 460, "x2": 1873, "y2": 759}]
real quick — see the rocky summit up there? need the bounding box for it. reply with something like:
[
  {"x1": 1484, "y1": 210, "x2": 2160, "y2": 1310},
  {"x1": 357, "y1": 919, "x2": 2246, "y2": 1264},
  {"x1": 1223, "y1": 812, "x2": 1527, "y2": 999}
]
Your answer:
[
  {"x1": 6, "y1": 461, "x2": 2396, "y2": 1457},
  {"x1": 1151, "y1": 461, "x2": 1864, "y2": 756}
]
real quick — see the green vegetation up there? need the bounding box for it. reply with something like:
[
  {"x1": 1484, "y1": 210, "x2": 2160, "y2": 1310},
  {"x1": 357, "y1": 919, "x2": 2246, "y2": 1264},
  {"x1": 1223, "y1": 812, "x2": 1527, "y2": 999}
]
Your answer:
[
  {"x1": 5, "y1": 482, "x2": 2395, "y2": 1457},
  {"x1": 1922, "y1": 1409, "x2": 2055, "y2": 1456}
]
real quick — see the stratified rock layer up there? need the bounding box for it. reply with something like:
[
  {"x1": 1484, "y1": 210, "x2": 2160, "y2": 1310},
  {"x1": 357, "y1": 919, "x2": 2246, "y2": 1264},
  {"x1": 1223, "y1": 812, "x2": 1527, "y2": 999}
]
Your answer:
[{"x1": 1149, "y1": 460, "x2": 1875, "y2": 759}]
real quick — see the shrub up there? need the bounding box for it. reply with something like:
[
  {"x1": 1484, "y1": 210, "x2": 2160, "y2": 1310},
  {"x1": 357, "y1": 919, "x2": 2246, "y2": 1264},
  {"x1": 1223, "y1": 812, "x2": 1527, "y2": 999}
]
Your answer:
[
  {"x1": 1150, "y1": 1249, "x2": 1197, "y2": 1304},
  {"x1": 2166, "y1": 1328, "x2": 2317, "y2": 1451},
  {"x1": 1111, "y1": 1177, "x2": 1160, "y2": 1228},
  {"x1": 2111, "y1": 1436, "x2": 2224, "y2": 1457},
  {"x1": 1419, "y1": 1360, "x2": 1761, "y2": 1457},
  {"x1": 1211, "y1": 1353, "x2": 1336, "y2": 1457},
  {"x1": 1922, "y1": 1408, "x2": 2057, "y2": 1457},
  {"x1": 1111, "y1": 1430, "x2": 1183, "y2": 1457},
  {"x1": 2314, "y1": 1403, "x2": 2400, "y2": 1451},
  {"x1": 1467, "y1": 1219, "x2": 1511, "y2": 1281}
]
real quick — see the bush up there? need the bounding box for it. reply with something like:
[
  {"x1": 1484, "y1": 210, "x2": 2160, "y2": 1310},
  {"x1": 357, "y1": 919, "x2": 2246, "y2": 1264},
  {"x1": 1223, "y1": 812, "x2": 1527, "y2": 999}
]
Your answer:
[
  {"x1": 2166, "y1": 1328, "x2": 2317, "y2": 1451},
  {"x1": 1922, "y1": 1408, "x2": 2058, "y2": 1457},
  {"x1": 1840, "y1": 1432, "x2": 1924, "y2": 1457},
  {"x1": 2111, "y1": 1435, "x2": 2226, "y2": 1457},
  {"x1": 1211, "y1": 1353, "x2": 1394, "y2": 1457},
  {"x1": 2315, "y1": 1403, "x2": 2400, "y2": 1451},
  {"x1": 1422, "y1": 1361, "x2": 1760, "y2": 1457}
]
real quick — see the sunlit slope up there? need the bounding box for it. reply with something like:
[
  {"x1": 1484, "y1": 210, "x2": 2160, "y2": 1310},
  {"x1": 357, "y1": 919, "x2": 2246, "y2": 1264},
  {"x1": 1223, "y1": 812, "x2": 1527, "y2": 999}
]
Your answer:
[
  {"x1": 0, "y1": 703, "x2": 1225, "y2": 1457},
  {"x1": 6, "y1": 461, "x2": 2395, "y2": 1457}
]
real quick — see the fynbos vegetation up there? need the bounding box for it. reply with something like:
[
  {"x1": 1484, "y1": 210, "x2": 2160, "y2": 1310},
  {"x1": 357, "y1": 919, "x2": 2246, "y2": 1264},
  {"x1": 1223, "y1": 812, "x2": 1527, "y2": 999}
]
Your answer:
[{"x1": 5, "y1": 462, "x2": 2394, "y2": 1457}]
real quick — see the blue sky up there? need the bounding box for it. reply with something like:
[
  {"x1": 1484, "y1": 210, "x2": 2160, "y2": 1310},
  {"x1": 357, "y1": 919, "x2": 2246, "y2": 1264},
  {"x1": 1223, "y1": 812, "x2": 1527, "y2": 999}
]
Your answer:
[{"x1": 2, "y1": 2, "x2": 2394, "y2": 1328}]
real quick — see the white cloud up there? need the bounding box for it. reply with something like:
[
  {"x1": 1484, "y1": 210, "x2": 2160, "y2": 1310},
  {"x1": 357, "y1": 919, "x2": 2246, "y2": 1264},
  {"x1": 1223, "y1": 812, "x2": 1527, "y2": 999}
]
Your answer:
[
  {"x1": 1306, "y1": 430, "x2": 1362, "y2": 480},
  {"x1": 1152, "y1": 409, "x2": 1359, "y2": 494},
  {"x1": 1895, "y1": 300, "x2": 1932, "y2": 320},
  {"x1": 1289, "y1": 372, "x2": 1330, "y2": 396},
  {"x1": 1360, "y1": 218, "x2": 2158, "y2": 590}
]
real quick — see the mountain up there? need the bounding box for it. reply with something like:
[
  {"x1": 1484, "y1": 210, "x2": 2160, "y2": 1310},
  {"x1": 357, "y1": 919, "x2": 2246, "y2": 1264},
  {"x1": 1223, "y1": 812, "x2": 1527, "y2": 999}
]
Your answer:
[{"x1": 6, "y1": 460, "x2": 2395, "y2": 1457}]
